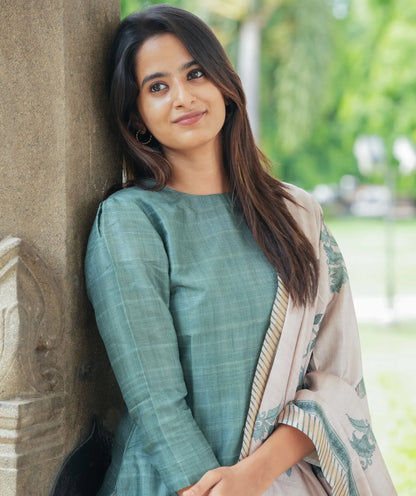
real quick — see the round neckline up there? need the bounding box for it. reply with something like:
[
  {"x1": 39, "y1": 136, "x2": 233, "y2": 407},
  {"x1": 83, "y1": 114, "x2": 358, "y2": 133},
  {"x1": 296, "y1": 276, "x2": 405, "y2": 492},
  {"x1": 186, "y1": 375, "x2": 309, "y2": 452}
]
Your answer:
[{"x1": 162, "y1": 185, "x2": 232, "y2": 199}]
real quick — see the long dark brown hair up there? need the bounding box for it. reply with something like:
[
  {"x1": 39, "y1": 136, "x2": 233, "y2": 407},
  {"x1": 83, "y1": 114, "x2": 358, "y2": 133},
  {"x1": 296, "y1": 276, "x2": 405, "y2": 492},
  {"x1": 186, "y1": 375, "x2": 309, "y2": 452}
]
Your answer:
[{"x1": 107, "y1": 4, "x2": 318, "y2": 306}]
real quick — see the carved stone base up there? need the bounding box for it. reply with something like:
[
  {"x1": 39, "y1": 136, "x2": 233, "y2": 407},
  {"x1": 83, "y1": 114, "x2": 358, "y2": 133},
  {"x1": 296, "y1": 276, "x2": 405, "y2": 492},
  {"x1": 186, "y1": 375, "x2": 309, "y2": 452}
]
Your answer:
[
  {"x1": 0, "y1": 237, "x2": 65, "y2": 495},
  {"x1": 0, "y1": 395, "x2": 64, "y2": 496}
]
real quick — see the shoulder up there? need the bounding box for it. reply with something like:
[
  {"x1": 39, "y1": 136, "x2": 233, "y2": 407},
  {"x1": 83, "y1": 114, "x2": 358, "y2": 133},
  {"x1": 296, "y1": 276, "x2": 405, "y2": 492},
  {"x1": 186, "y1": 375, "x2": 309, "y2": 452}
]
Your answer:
[
  {"x1": 283, "y1": 183, "x2": 322, "y2": 219},
  {"x1": 88, "y1": 186, "x2": 168, "y2": 245},
  {"x1": 101, "y1": 186, "x2": 154, "y2": 210},
  {"x1": 282, "y1": 182, "x2": 318, "y2": 210},
  {"x1": 94, "y1": 188, "x2": 146, "y2": 231},
  {"x1": 86, "y1": 187, "x2": 169, "y2": 267},
  {"x1": 282, "y1": 182, "x2": 323, "y2": 243},
  {"x1": 97, "y1": 186, "x2": 168, "y2": 224}
]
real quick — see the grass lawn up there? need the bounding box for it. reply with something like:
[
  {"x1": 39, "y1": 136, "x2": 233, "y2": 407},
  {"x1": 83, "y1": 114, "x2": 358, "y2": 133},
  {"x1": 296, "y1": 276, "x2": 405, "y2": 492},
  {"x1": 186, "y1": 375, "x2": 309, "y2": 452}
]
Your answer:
[
  {"x1": 326, "y1": 217, "x2": 416, "y2": 494},
  {"x1": 326, "y1": 217, "x2": 416, "y2": 297},
  {"x1": 360, "y1": 321, "x2": 416, "y2": 495}
]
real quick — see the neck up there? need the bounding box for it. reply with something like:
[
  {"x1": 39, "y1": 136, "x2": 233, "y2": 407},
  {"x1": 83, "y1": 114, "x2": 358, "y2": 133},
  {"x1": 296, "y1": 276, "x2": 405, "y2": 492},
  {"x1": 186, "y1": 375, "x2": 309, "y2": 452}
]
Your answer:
[{"x1": 163, "y1": 139, "x2": 229, "y2": 195}]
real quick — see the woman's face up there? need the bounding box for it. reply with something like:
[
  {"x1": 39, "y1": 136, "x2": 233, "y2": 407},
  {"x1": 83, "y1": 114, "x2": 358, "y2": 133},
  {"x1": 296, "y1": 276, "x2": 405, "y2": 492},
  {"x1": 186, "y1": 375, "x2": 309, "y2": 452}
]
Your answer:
[{"x1": 135, "y1": 33, "x2": 226, "y2": 157}]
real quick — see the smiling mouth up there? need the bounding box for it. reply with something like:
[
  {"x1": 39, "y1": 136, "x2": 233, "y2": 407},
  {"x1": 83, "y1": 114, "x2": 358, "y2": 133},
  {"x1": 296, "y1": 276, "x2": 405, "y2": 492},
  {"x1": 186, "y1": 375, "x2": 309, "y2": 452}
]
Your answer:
[{"x1": 173, "y1": 111, "x2": 206, "y2": 125}]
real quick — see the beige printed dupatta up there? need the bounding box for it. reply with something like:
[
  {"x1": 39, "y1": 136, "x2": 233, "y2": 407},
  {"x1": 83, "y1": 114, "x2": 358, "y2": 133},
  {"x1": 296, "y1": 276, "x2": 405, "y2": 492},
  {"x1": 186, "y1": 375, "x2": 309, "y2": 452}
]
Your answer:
[{"x1": 239, "y1": 186, "x2": 396, "y2": 495}]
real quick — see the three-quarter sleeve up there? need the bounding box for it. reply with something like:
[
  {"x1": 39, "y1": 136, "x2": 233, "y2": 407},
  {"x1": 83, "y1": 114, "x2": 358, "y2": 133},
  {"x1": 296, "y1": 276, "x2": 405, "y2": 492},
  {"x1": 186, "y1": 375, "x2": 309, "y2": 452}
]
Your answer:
[{"x1": 85, "y1": 196, "x2": 220, "y2": 493}]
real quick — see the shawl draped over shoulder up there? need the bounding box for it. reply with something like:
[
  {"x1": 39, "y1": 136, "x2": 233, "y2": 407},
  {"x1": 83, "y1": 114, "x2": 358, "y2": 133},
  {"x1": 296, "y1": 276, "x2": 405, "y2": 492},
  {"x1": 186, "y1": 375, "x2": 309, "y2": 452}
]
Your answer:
[{"x1": 239, "y1": 184, "x2": 396, "y2": 495}]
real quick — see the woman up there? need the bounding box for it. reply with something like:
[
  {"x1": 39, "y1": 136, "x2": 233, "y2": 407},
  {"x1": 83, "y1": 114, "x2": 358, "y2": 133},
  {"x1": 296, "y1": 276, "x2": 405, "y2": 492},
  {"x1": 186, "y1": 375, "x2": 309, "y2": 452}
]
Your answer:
[{"x1": 85, "y1": 5, "x2": 396, "y2": 495}]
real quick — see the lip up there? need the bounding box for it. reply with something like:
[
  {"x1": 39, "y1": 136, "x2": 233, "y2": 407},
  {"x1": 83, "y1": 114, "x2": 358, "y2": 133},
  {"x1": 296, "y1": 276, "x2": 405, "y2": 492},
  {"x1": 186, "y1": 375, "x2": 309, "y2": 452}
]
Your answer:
[{"x1": 173, "y1": 111, "x2": 206, "y2": 125}]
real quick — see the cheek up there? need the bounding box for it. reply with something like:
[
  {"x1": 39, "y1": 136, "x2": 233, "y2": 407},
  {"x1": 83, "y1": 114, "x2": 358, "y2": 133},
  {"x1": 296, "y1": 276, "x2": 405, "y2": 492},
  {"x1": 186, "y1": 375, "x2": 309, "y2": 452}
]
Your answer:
[
  {"x1": 138, "y1": 97, "x2": 170, "y2": 132},
  {"x1": 211, "y1": 90, "x2": 226, "y2": 120},
  {"x1": 214, "y1": 100, "x2": 226, "y2": 127}
]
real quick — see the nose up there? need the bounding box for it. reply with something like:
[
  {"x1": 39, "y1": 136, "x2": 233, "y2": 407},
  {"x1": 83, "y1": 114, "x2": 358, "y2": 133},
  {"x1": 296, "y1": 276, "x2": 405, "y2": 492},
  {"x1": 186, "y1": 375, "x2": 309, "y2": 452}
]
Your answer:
[{"x1": 172, "y1": 79, "x2": 195, "y2": 108}]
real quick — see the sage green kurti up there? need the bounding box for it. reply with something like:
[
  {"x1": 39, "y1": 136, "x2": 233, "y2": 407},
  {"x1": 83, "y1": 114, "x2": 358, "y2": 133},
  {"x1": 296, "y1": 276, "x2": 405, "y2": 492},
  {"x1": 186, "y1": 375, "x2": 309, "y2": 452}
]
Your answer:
[{"x1": 85, "y1": 186, "x2": 278, "y2": 496}]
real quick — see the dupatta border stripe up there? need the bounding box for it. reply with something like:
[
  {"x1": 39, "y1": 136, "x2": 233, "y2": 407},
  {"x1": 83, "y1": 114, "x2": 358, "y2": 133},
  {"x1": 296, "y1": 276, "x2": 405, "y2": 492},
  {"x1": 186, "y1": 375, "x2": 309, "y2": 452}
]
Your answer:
[
  {"x1": 278, "y1": 400, "x2": 359, "y2": 496},
  {"x1": 239, "y1": 280, "x2": 289, "y2": 460}
]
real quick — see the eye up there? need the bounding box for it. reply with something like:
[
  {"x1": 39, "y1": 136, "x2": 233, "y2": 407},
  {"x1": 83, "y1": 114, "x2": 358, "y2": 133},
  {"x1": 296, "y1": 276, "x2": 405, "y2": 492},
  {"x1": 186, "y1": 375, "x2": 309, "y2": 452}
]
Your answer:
[
  {"x1": 187, "y1": 68, "x2": 205, "y2": 80},
  {"x1": 149, "y1": 82, "x2": 168, "y2": 93}
]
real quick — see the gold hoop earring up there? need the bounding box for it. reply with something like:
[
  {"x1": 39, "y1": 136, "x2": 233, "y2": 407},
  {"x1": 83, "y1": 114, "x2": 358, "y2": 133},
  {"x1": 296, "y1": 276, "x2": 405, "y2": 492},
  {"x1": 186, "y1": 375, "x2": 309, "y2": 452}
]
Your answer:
[{"x1": 135, "y1": 129, "x2": 152, "y2": 145}]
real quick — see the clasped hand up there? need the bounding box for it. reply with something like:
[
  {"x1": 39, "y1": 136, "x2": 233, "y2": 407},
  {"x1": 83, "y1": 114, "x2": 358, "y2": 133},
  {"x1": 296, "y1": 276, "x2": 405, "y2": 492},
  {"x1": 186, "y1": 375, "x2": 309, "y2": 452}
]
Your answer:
[
  {"x1": 179, "y1": 424, "x2": 315, "y2": 496},
  {"x1": 182, "y1": 460, "x2": 266, "y2": 496}
]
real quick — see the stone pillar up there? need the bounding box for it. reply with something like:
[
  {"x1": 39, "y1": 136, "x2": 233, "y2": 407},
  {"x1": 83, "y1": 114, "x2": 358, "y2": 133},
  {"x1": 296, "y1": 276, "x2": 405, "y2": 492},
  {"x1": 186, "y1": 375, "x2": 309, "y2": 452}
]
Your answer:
[{"x1": 0, "y1": 1, "x2": 121, "y2": 494}]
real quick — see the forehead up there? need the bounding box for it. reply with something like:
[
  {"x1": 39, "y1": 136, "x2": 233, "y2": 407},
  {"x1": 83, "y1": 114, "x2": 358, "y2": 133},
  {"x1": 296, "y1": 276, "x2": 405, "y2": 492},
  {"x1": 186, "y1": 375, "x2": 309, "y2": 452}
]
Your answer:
[{"x1": 135, "y1": 33, "x2": 193, "y2": 78}]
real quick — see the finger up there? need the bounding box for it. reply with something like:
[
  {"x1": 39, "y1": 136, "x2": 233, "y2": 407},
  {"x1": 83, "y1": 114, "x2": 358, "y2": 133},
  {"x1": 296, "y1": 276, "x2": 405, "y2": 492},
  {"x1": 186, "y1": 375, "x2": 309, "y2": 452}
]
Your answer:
[{"x1": 183, "y1": 469, "x2": 223, "y2": 496}]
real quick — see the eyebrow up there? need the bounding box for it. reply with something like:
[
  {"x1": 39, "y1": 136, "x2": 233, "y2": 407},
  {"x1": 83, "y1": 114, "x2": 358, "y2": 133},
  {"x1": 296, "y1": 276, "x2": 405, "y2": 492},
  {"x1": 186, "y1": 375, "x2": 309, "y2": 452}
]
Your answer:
[{"x1": 140, "y1": 60, "x2": 199, "y2": 88}]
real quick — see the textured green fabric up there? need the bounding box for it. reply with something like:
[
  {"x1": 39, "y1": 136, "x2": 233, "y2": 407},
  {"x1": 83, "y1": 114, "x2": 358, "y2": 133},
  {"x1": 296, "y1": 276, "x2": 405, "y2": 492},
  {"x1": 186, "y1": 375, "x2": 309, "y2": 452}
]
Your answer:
[{"x1": 85, "y1": 186, "x2": 278, "y2": 495}]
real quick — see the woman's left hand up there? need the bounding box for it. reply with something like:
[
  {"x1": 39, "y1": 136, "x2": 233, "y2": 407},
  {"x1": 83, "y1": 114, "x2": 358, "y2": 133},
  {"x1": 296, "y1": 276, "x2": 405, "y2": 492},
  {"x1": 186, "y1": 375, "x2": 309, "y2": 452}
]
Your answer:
[
  {"x1": 181, "y1": 425, "x2": 315, "y2": 496},
  {"x1": 182, "y1": 460, "x2": 266, "y2": 496}
]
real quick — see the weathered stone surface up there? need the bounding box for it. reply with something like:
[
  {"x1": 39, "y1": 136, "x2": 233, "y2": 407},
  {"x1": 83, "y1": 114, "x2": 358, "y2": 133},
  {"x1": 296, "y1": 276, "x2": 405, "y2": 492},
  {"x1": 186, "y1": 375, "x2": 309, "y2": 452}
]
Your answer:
[{"x1": 0, "y1": 1, "x2": 122, "y2": 494}]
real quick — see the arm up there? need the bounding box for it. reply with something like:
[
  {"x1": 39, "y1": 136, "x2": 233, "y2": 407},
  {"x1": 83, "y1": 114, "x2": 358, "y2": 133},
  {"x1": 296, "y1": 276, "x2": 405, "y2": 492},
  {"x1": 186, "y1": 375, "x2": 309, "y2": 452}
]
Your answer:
[
  {"x1": 182, "y1": 424, "x2": 314, "y2": 496},
  {"x1": 276, "y1": 219, "x2": 396, "y2": 493},
  {"x1": 181, "y1": 213, "x2": 353, "y2": 496},
  {"x1": 85, "y1": 196, "x2": 219, "y2": 493}
]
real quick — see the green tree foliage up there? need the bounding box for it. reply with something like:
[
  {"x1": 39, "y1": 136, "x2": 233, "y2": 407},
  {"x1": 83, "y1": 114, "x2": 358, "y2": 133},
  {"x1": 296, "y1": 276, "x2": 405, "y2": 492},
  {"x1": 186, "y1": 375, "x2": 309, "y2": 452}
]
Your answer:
[
  {"x1": 266, "y1": 0, "x2": 332, "y2": 154},
  {"x1": 259, "y1": 0, "x2": 333, "y2": 186},
  {"x1": 277, "y1": 0, "x2": 416, "y2": 195}
]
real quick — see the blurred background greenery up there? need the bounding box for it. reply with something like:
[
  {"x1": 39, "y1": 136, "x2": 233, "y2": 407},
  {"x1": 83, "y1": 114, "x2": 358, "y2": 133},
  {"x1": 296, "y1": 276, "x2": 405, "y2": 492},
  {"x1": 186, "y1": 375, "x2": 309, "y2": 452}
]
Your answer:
[
  {"x1": 120, "y1": 0, "x2": 416, "y2": 493},
  {"x1": 121, "y1": 0, "x2": 416, "y2": 197}
]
